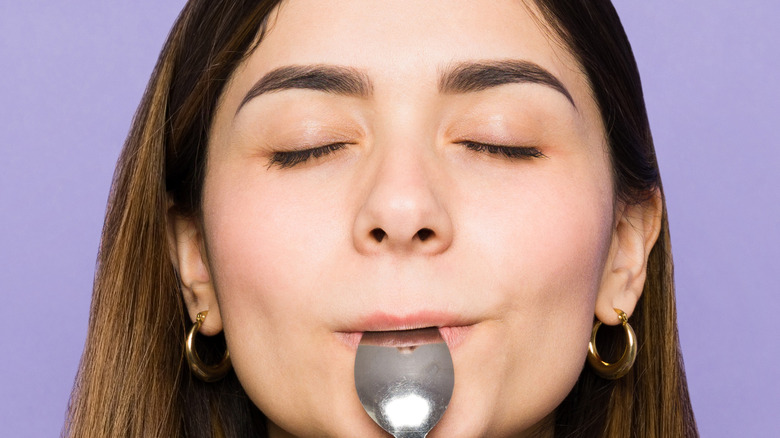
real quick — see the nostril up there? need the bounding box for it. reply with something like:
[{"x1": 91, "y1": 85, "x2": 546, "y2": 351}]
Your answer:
[
  {"x1": 416, "y1": 228, "x2": 434, "y2": 241},
  {"x1": 370, "y1": 228, "x2": 387, "y2": 242}
]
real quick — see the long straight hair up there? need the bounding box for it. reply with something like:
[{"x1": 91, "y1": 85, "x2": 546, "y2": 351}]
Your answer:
[{"x1": 65, "y1": 1, "x2": 698, "y2": 436}]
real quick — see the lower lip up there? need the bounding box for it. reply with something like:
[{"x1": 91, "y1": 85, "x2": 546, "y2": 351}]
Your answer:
[
  {"x1": 336, "y1": 325, "x2": 474, "y2": 351},
  {"x1": 438, "y1": 325, "x2": 472, "y2": 349}
]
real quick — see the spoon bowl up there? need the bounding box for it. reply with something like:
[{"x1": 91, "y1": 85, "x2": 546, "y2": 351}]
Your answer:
[{"x1": 354, "y1": 328, "x2": 454, "y2": 438}]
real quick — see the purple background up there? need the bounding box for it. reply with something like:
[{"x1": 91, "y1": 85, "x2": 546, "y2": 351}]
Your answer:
[{"x1": 1, "y1": 2, "x2": 778, "y2": 436}]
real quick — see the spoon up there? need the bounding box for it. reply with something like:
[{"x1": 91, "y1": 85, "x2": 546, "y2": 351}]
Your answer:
[{"x1": 354, "y1": 328, "x2": 454, "y2": 438}]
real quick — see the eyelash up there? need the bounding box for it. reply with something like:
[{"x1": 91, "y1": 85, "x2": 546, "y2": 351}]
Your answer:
[
  {"x1": 459, "y1": 141, "x2": 546, "y2": 160},
  {"x1": 268, "y1": 140, "x2": 546, "y2": 168},
  {"x1": 268, "y1": 143, "x2": 349, "y2": 169}
]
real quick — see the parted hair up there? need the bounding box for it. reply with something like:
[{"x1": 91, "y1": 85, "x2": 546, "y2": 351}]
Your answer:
[{"x1": 65, "y1": 1, "x2": 698, "y2": 437}]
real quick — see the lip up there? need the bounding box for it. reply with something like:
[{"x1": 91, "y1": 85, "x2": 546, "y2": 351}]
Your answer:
[{"x1": 335, "y1": 311, "x2": 477, "y2": 350}]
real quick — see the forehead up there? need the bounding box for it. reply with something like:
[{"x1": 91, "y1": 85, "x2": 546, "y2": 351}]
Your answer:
[{"x1": 227, "y1": 0, "x2": 591, "y2": 102}]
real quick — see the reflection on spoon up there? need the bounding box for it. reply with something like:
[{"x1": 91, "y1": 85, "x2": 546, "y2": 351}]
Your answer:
[{"x1": 355, "y1": 328, "x2": 454, "y2": 438}]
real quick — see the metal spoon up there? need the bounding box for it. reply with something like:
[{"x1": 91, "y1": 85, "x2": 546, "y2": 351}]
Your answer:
[{"x1": 354, "y1": 328, "x2": 454, "y2": 438}]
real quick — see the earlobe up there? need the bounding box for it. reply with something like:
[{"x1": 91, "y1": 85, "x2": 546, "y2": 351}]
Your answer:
[
  {"x1": 167, "y1": 208, "x2": 224, "y2": 335},
  {"x1": 596, "y1": 190, "x2": 663, "y2": 325}
]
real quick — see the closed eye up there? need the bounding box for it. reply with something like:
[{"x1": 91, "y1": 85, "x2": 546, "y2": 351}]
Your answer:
[
  {"x1": 268, "y1": 140, "x2": 544, "y2": 169},
  {"x1": 268, "y1": 143, "x2": 350, "y2": 169},
  {"x1": 459, "y1": 141, "x2": 547, "y2": 159}
]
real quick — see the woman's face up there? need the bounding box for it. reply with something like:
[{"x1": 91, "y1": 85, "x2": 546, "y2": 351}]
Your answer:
[{"x1": 197, "y1": 0, "x2": 617, "y2": 436}]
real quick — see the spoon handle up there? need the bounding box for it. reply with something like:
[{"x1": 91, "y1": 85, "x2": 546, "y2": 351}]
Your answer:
[{"x1": 393, "y1": 433, "x2": 427, "y2": 438}]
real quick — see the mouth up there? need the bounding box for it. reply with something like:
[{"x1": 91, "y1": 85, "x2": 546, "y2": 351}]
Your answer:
[
  {"x1": 335, "y1": 311, "x2": 477, "y2": 350},
  {"x1": 360, "y1": 327, "x2": 443, "y2": 352}
]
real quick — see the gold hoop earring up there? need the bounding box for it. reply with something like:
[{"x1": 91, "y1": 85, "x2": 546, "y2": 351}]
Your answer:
[
  {"x1": 587, "y1": 308, "x2": 637, "y2": 380},
  {"x1": 186, "y1": 311, "x2": 232, "y2": 382}
]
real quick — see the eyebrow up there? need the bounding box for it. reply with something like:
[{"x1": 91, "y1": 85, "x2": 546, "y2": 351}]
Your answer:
[
  {"x1": 438, "y1": 60, "x2": 575, "y2": 107},
  {"x1": 236, "y1": 64, "x2": 373, "y2": 114},
  {"x1": 235, "y1": 59, "x2": 575, "y2": 116}
]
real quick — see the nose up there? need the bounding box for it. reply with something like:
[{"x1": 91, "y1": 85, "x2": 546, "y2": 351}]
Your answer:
[{"x1": 352, "y1": 145, "x2": 453, "y2": 256}]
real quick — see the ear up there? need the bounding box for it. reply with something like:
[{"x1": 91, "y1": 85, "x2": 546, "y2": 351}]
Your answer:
[
  {"x1": 595, "y1": 190, "x2": 663, "y2": 325},
  {"x1": 167, "y1": 207, "x2": 223, "y2": 335}
]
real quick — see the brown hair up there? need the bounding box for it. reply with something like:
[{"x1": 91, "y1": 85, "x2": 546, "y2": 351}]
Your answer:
[{"x1": 65, "y1": 1, "x2": 697, "y2": 437}]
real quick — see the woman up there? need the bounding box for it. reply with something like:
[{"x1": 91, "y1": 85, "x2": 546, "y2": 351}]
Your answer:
[{"x1": 65, "y1": 0, "x2": 698, "y2": 436}]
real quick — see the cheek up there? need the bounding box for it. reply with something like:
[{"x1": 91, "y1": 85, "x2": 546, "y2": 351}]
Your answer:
[
  {"x1": 200, "y1": 168, "x2": 367, "y2": 432},
  {"x1": 203, "y1": 157, "x2": 344, "y2": 292},
  {"x1": 457, "y1": 154, "x2": 614, "y2": 312},
  {"x1": 201, "y1": 165, "x2": 343, "y2": 332},
  {"x1": 519, "y1": 186, "x2": 612, "y2": 310},
  {"x1": 450, "y1": 159, "x2": 614, "y2": 426}
]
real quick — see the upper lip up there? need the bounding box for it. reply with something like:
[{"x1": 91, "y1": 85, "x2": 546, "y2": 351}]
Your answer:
[{"x1": 339, "y1": 310, "x2": 478, "y2": 332}]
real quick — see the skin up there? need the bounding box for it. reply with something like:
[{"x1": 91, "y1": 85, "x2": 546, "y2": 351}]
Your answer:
[{"x1": 170, "y1": 1, "x2": 662, "y2": 436}]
